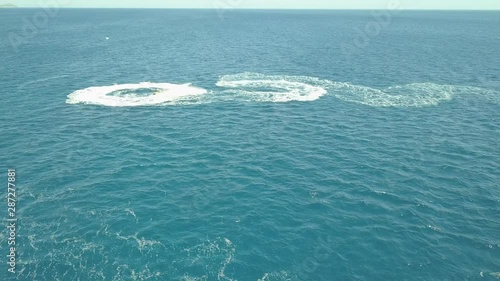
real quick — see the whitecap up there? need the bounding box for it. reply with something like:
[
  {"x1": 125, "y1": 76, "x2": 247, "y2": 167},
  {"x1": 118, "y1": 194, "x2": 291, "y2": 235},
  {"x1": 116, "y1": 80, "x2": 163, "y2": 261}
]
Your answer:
[{"x1": 66, "y1": 82, "x2": 207, "y2": 107}]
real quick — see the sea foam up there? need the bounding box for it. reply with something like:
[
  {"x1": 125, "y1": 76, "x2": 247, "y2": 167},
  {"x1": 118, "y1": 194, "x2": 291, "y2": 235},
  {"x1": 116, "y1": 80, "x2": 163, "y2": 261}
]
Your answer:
[
  {"x1": 66, "y1": 74, "x2": 499, "y2": 107},
  {"x1": 66, "y1": 82, "x2": 207, "y2": 107},
  {"x1": 216, "y1": 72, "x2": 329, "y2": 102}
]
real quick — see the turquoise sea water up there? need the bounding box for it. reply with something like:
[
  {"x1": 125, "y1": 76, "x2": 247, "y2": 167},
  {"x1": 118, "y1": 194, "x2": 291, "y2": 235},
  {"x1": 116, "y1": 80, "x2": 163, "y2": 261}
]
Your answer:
[{"x1": 0, "y1": 9, "x2": 499, "y2": 281}]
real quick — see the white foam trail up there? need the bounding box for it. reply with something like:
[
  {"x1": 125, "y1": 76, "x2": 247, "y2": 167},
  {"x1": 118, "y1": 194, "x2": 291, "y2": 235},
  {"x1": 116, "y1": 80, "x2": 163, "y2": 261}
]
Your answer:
[
  {"x1": 491, "y1": 272, "x2": 500, "y2": 279},
  {"x1": 66, "y1": 75, "x2": 499, "y2": 107},
  {"x1": 216, "y1": 72, "x2": 329, "y2": 102},
  {"x1": 215, "y1": 73, "x2": 500, "y2": 106},
  {"x1": 329, "y1": 82, "x2": 499, "y2": 107},
  {"x1": 329, "y1": 82, "x2": 455, "y2": 107},
  {"x1": 66, "y1": 82, "x2": 207, "y2": 107}
]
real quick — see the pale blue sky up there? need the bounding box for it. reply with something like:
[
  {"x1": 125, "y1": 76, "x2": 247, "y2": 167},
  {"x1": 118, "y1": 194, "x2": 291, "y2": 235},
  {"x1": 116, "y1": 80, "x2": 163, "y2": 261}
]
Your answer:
[{"x1": 5, "y1": 0, "x2": 500, "y2": 10}]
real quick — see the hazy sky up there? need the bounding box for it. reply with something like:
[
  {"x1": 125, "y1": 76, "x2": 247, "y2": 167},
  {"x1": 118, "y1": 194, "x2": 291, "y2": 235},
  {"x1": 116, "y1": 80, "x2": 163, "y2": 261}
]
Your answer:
[{"x1": 6, "y1": 0, "x2": 500, "y2": 10}]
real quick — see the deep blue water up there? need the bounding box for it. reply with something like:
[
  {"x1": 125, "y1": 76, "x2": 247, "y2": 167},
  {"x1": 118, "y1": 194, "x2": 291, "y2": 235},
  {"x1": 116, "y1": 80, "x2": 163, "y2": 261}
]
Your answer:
[{"x1": 1, "y1": 9, "x2": 499, "y2": 281}]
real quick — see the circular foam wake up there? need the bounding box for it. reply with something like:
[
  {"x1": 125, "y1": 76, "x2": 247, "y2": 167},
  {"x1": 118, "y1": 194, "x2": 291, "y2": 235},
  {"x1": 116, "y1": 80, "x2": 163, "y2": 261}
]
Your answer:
[
  {"x1": 216, "y1": 72, "x2": 329, "y2": 102},
  {"x1": 66, "y1": 82, "x2": 207, "y2": 107}
]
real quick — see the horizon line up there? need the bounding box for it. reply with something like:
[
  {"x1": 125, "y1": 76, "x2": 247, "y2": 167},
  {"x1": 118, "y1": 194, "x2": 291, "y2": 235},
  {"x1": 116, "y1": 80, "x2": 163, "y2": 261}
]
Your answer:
[{"x1": 3, "y1": 7, "x2": 500, "y2": 11}]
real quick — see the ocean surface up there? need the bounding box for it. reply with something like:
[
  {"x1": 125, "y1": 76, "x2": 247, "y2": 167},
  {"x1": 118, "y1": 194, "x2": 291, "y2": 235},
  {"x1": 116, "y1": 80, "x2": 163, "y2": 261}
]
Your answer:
[{"x1": 0, "y1": 8, "x2": 499, "y2": 281}]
